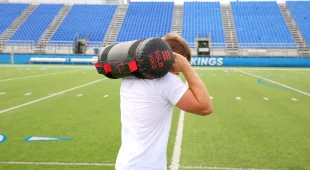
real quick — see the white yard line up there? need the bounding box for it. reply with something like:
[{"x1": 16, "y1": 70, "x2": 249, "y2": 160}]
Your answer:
[
  {"x1": 193, "y1": 67, "x2": 310, "y2": 71},
  {"x1": 180, "y1": 165, "x2": 281, "y2": 170},
  {"x1": 0, "y1": 79, "x2": 106, "y2": 115},
  {"x1": 0, "y1": 64, "x2": 94, "y2": 69},
  {"x1": 77, "y1": 94, "x2": 83, "y2": 97},
  {"x1": 263, "y1": 97, "x2": 269, "y2": 101},
  {"x1": 24, "y1": 93, "x2": 32, "y2": 96},
  {"x1": 235, "y1": 69, "x2": 310, "y2": 97},
  {"x1": 103, "y1": 95, "x2": 109, "y2": 98},
  {"x1": 0, "y1": 161, "x2": 114, "y2": 166},
  {"x1": 0, "y1": 71, "x2": 77, "y2": 83},
  {"x1": 170, "y1": 110, "x2": 185, "y2": 170},
  {"x1": 291, "y1": 98, "x2": 298, "y2": 101},
  {"x1": 284, "y1": 70, "x2": 310, "y2": 76},
  {"x1": 0, "y1": 92, "x2": 6, "y2": 95},
  {"x1": 236, "y1": 97, "x2": 241, "y2": 100},
  {"x1": 0, "y1": 161, "x2": 281, "y2": 170}
]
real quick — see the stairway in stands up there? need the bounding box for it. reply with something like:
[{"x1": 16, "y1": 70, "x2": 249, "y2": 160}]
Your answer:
[
  {"x1": 221, "y1": 4, "x2": 239, "y2": 56},
  {"x1": 102, "y1": 5, "x2": 128, "y2": 47},
  {"x1": 279, "y1": 3, "x2": 309, "y2": 56},
  {"x1": 171, "y1": 5, "x2": 183, "y2": 35},
  {"x1": 34, "y1": 5, "x2": 72, "y2": 53}
]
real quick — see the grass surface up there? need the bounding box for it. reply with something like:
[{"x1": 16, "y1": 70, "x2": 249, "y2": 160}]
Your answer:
[{"x1": 0, "y1": 65, "x2": 309, "y2": 170}]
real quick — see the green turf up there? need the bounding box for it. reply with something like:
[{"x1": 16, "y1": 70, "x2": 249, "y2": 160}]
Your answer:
[
  {"x1": 0, "y1": 65, "x2": 310, "y2": 170},
  {"x1": 180, "y1": 69, "x2": 310, "y2": 170}
]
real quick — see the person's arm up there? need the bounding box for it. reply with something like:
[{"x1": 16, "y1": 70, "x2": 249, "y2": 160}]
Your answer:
[{"x1": 171, "y1": 53, "x2": 213, "y2": 116}]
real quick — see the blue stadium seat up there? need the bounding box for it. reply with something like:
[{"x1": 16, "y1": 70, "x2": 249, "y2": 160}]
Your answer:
[
  {"x1": 231, "y1": 2, "x2": 296, "y2": 48},
  {"x1": 8, "y1": 4, "x2": 63, "y2": 44},
  {"x1": 50, "y1": 4, "x2": 117, "y2": 45},
  {"x1": 0, "y1": 3, "x2": 29, "y2": 36},
  {"x1": 116, "y1": 2, "x2": 174, "y2": 43},
  {"x1": 287, "y1": 1, "x2": 310, "y2": 48},
  {"x1": 182, "y1": 2, "x2": 225, "y2": 48}
]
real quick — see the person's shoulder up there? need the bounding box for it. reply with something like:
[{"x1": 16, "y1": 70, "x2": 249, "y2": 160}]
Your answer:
[{"x1": 159, "y1": 72, "x2": 181, "y2": 81}]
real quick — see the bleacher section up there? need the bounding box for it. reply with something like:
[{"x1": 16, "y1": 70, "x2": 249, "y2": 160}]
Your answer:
[
  {"x1": 287, "y1": 1, "x2": 310, "y2": 48},
  {"x1": 8, "y1": 4, "x2": 63, "y2": 44},
  {"x1": 0, "y1": 3, "x2": 29, "y2": 36},
  {"x1": 116, "y1": 2, "x2": 174, "y2": 43},
  {"x1": 50, "y1": 4, "x2": 117, "y2": 45},
  {"x1": 231, "y1": 2, "x2": 296, "y2": 48},
  {"x1": 182, "y1": 2, "x2": 225, "y2": 48}
]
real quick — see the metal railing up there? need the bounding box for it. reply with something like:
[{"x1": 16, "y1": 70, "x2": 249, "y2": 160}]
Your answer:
[{"x1": 0, "y1": 40, "x2": 309, "y2": 57}]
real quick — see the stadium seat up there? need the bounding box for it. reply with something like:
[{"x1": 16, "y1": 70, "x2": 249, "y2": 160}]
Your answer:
[
  {"x1": 287, "y1": 1, "x2": 310, "y2": 48},
  {"x1": 231, "y1": 2, "x2": 296, "y2": 48},
  {"x1": 116, "y1": 2, "x2": 174, "y2": 43},
  {"x1": 8, "y1": 4, "x2": 63, "y2": 44},
  {"x1": 182, "y1": 2, "x2": 225, "y2": 48},
  {"x1": 0, "y1": 3, "x2": 29, "y2": 36},
  {"x1": 50, "y1": 4, "x2": 117, "y2": 45}
]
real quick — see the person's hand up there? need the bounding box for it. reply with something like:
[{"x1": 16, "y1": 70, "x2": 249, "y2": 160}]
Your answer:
[{"x1": 170, "y1": 52, "x2": 191, "y2": 74}]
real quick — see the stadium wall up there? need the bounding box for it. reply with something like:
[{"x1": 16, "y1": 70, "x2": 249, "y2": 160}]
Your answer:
[{"x1": 0, "y1": 54, "x2": 310, "y2": 67}]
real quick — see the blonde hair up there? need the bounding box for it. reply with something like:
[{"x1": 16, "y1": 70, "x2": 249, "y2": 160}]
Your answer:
[{"x1": 162, "y1": 32, "x2": 192, "y2": 62}]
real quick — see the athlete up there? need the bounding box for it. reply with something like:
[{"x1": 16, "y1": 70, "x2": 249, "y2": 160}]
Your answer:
[{"x1": 115, "y1": 32, "x2": 213, "y2": 170}]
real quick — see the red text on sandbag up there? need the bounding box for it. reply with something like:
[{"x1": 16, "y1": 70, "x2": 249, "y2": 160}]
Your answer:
[
  {"x1": 148, "y1": 54, "x2": 157, "y2": 70},
  {"x1": 154, "y1": 50, "x2": 164, "y2": 67}
]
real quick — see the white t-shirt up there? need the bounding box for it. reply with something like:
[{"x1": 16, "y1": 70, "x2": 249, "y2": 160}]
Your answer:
[{"x1": 115, "y1": 72, "x2": 188, "y2": 170}]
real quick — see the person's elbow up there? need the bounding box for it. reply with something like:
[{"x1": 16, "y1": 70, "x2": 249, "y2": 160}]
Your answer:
[{"x1": 196, "y1": 105, "x2": 213, "y2": 116}]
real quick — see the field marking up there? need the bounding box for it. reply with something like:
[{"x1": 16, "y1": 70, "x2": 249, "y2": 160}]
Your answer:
[
  {"x1": 103, "y1": 95, "x2": 109, "y2": 98},
  {"x1": 263, "y1": 97, "x2": 269, "y2": 101},
  {"x1": 236, "y1": 97, "x2": 241, "y2": 100},
  {"x1": 0, "y1": 64, "x2": 94, "y2": 69},
  {"x1": 0, "y1": 79, "x2": 106, "y2": 115},
  {"x1": 0, "y1": 92, "x2": 6, "y2": 95},
  {"x1": 77, "y1": 94, "x2": 83, "y2": 97},
  {"x1": 0, "y1": 162, "x2": 281, "y2": 170},
  {"x1": 0, "y1": 71, "x2": 77, "y2": 83},
  {"x1": 193, "y1": 67, "x2": 310, "y2": 71},
  {"x1": 24, "y1": 93, "x2": 32, "y2": 96},
  {"x1": 284, "y1": 70, "x2": 310, "y2": 76},
  {"x1": 235, "y1": 69, "x2": 310, "y2": 97},
  {"x1": 180, "y1": 165, "x2": 280, "y2": 170},
  {"x1": 291, "y1": 98, "x2": 298, "y2": 101},
  {"x1": 210, "y1": 96, "x2": 213, "y2": 100},
  {"x1": 0, "y1": 161, "x2": 114, "y2": 167},
  {"x1": 170, "y1": 110, "x2": 185, "y2": 170}
]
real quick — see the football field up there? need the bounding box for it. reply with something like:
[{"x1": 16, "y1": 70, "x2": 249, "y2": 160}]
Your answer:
[{"x1": 0, "y1": 65, "x2": 309, "y2": 170}]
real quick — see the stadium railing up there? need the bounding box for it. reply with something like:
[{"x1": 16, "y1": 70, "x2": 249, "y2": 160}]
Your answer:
[{"x1": 0, "y1": 41, "x2": 308, "y2": 57}]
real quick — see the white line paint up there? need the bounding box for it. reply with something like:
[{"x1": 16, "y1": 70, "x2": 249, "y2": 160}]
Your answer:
[
  {"x1": 0, "y1": 79, "x2": 106, "y2": 115},
  {"x1": 24, "y1": 93, "x2": 32, "y2": 96},
  {"x1": 193, "y1": 67, "x2": 310, "y2": 71},
  {"x1": 235, "y1": 69, "x2": 310, "y2": 97},
  {"x1": 0, "y1": 161, "x2": 114, "y2": 167},
  {"x1": 103, "y1": 95, "x2": 109, "y2": 98},
  {"x1": 0, "y1": 162, "x2": 281, "y2": 170},
  {"x1": 210, "y1": 96, "x2": 213, "y2": 100},
  {"x1": 170, "y1": 110, "x2": 185, "y2": 170},
  {"x1": 180, "y1": 165, "x2": 280, "y2": 170},
  {"x1": 0, "y1": 92, "x2": 6, "y2": 95},
  {"x1": 263, "y1": 97, "x2": 269, "y2": 101},
  {"x1": 0, "y1": 71, "x2": 75, "y2": 83},
  {"x1": 77, "y1": 94, "x2": 83, "y2": 97},
  {"x1": 284, "y1": 70, "x2": 310, "y2": 76},
  {"x1": 291, "y1": 98, "x2": 298, "y2": 101},
  {"x1": 236, "y1": 97, "x2": 241, "y2": 100}
]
